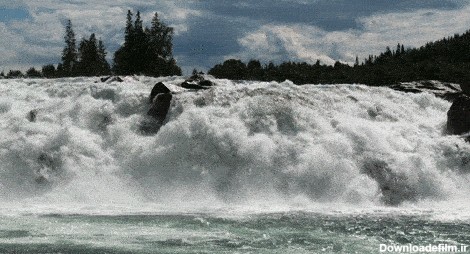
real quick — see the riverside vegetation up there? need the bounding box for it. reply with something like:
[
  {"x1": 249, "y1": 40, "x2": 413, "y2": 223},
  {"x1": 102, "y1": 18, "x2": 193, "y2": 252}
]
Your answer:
[{"x1": 1, "y1": 10, "x2": 470, "y2": 89}]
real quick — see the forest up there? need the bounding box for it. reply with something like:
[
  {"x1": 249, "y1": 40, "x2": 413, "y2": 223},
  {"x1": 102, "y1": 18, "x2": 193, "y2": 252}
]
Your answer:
[
  {"x1": 1, "y1": 10, "x2": 181, "y2": 79},
  {"x1": 209, "y1": 31, "x2": 470, "y2": 86},
  {"x1": 2, "y1": 10, "x2": 470, "y2": 87}
]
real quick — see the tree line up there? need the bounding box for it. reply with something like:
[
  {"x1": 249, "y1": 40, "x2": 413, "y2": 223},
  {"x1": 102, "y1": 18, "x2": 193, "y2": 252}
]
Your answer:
[
  {"x1": 209, "y1": 30, "x2": 470, "y2": 86},
  {"x1": 2, "y1": 14, "x2": 470, "y2": 87},
  {"x1": 1, "y1": 10, "x2": 181, "y2": 79}
]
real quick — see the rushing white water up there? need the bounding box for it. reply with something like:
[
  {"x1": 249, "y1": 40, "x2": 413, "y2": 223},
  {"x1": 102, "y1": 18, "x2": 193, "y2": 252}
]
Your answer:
[{"x1": 0, "y1": 76, "x2": 469, "y2": 215}]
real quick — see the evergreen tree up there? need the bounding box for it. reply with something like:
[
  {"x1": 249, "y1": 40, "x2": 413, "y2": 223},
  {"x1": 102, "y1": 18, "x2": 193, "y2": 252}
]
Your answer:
[
  {"x1": 26, "y1": 67, "x2": 42, "y2": 77},
  {"x1": 97, "y1": 39, "x2": 111, "y2": 75},
  {"x1": 61, "y1": 20, "x2": 77, "y2": 76},
  {"x1": 113, "y1": 10, "x2": 134, "y2": 74},
  {"x1": 247, "y1": 59, "x2": 263, "y2": 80},
  {"x1": 133, "y1": 11, "x2": 148, "y2": 73},
  {"x1": 42, "y1": 64, "x2": 56, "y2": 78},
  {"x1": 7, "y1": 70, "x2": 23, "y2": 78},
  {"x1": 396, "y1": 43, "x2": 401, "y2": 56},
  {"x1": 76, "y1": 33, "x2": 111, "y2": 76},
  {"x1": 113, "y1": 10, "x2": 181, "y2": 76},
  {"x1": 145, "y1": 12, "x2": 180, "y2": 76},
  {"x1": 208, "y1": 59, "x2": 246, "y2": 80},
  {"x1": 125, "y1": 10, "x2": 134, "y2": 46},
  {"x1": 148, "y1": 12, "x2": 173, "y2": 59}
]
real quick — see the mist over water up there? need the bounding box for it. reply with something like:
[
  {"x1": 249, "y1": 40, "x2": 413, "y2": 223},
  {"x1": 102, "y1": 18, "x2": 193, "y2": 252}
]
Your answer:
[{"x1": 0, "y1": 76, "x2": 469, "y2": 214}]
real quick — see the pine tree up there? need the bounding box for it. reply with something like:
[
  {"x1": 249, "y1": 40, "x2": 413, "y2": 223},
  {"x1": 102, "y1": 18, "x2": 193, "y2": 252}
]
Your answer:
[
  {"x1": 61, "y1": 19, "x2": 77, "y2": 76},
  {"x1": 149, "y1": 12, "x2": 174, "y2": 59},
  {"x1": 114, "y1": 10, "x2": 134, "y2": 74},
  {"x1": 26, "y1": 67, "x2": 42, "y2": 77},
  {"x1": 97, "y1": 39, "x2": 111, "y2": 75},
  {"x1": 125, "y1": 10, "x2": 134, "y2": 46},
  {"x1": 113, "y1": 10, "x2": 181, "y2": 76},
  {"x1": 42, "y1": 64, "x2": 56, "y2": 78},
  {"x1": 247, "y1": 59, "x2": 263, "y2": 80},
  {"x1": 145, "y1": 12, "x2": 180, "y2": 76},
  {"x1": 133, "y1": 11, "x2": 148, "y2": 73},
  {"x1": 76, "y1": 34, "x2": 110, "y2": 76},
  {"x1": 7, "y1": 70, "x2": 23, "y2": 78}
]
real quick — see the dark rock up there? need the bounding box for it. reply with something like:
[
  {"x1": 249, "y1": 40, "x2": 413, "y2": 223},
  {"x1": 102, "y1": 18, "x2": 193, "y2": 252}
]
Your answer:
[
  {"x1": 100, "y1": 76, "x2": 111, "y2": 82},
  {"x1": 28, "y1": 109, "x2": 38, "y2": 122},
  {"x1": 101, "y1": 76, "x2": 124, "y2": 83},
  {"x1": 141, "y1": 82, "x2": 173, "y2": 135},
  {"x1": 148, "y1": 93, "x2": 172, "y2": 121},
  {"x1": 141, "y1": 93, "x2": 173, "y2": 135},
  {"x1": 179, "y1": 74, "x2": 216, "y2": 90},
  {"x1": 187, "y1": 73, "x2": 205, "y2": 83},
  {"x1": 460, "y1": 83, "x2": 470, "y2": 96},
  {"x1": 35, "y1": 152, "x2": 62, "y2": 184},
  {"x1": 181, "y1": 81, "x2": 208, "y2": 90},
  {"x1": 347, "y1": 95, "x2": 358, "y2": 102},
  {"x1": 150, "y1": 82, "x2": 171, "y2": 103},
  {"x1": 390, "y1": 80, "x2": 462, "y2": 102},
  {"x1": 198, "y1": 80, "x2": 215, "y2": 87},
  {"x1": 447, "y1": 95, "x2": 470, "y2": 135},
  {"x1": 362, "y1": 159, "x2": 417, "y2": 206},
  {"x1": 38, "y1": 153, "x2": 56, "y2": 171}
]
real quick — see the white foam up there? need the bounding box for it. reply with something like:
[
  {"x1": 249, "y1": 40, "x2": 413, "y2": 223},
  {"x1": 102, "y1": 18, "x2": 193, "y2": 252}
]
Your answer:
[{"x1": 0, "y1": 77, "x2": 469, "y2": 218}]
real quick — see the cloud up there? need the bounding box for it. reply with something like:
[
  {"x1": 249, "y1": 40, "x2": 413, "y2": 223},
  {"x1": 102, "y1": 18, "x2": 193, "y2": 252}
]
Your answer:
[
  {"x1": 233, "y1": 4, "x2": 470, "y2": 65},
  {"x1": 0, "y1": 0, "x2": 469, "y2": 74},
  {"x1": 0, "y1": 0, "x2": 202, "y2": 71},
  {"x1": 236, "y1": 25, "x2": 335, "y2": 65}
]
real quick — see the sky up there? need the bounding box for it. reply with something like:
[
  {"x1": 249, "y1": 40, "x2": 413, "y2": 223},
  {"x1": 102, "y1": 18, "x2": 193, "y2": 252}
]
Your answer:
[{"x1": 1, "y1": 0, "x2": 470, "y2": 75}]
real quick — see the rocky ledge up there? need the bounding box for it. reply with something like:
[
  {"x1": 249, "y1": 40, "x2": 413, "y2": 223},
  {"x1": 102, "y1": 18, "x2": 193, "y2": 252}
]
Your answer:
[{"x1": 389, "y1": 80, "x2": 462, "y2": 101}]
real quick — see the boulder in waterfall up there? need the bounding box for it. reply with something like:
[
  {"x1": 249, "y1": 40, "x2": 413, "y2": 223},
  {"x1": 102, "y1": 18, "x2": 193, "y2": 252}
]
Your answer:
[
  {"x1": 100, "y1": 76, "x2": 124, "y2": 83},
  {"x1": 447, "y1": 94, "x2": 470, "y2": 135},
  {"x1": 149, "y1": 82, "x2": 171, "y2": 103},
  {"x1": 179, "y1": 74, "x2": 215, "y2": 90},
  {"x1": 362, "y1": 159, "x2": 417, "y2": 206},
  {"x1": 186, "y1": 73, "x2": 206, "y2": 83},
  {"x1": 198, "y1": 80, "x2": 215, "y2": 87},
  {"x1": 35, "y1": 152, "x2": 61, "y2": 184},
  {"x1": 141, "y1": 93, "x2": 173, "y2": 135},
  {"x1": 148, "y1": 93, "x2": 172, "y2": 120},
  {"x1": 181, "y1": 81, "x2": 208, "y2": 90},
  {"x1": 100, "y1": 76, "x2": 111, "y2": 82},
  {"x1": 460, "y1": 83, "x2": 470, "y2": 96},
  {"x1": 390, "y1": 80, "x2": 462, "y2": 102},
  {"x1": 140, "y1": 82, "x2": 173, "y2": 135},
  {"x1": 28, "y1": 109, "x2": 38, "y2": 122}
]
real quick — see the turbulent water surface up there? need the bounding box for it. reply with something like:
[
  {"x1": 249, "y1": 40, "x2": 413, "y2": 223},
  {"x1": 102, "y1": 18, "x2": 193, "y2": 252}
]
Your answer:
[{"x1": 0, "y1": 76, "x2": 469, "y2": 253}]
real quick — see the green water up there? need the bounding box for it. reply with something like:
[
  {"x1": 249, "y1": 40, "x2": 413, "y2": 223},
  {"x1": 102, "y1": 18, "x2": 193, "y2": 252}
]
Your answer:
[{"x1": 0, "y1": 212, "x2": 468, "y2": 253}]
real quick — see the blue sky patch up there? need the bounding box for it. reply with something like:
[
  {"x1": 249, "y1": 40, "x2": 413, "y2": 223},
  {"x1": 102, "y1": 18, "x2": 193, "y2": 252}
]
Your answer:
[{"x1": 0, "y1": 8, "x2": 30, "y2": 22}]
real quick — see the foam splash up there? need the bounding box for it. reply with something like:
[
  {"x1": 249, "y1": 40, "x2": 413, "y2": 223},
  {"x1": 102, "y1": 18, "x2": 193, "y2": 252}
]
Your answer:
[{"x1": 0, "y1": 77, "x2": 469, "y2": 208}]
